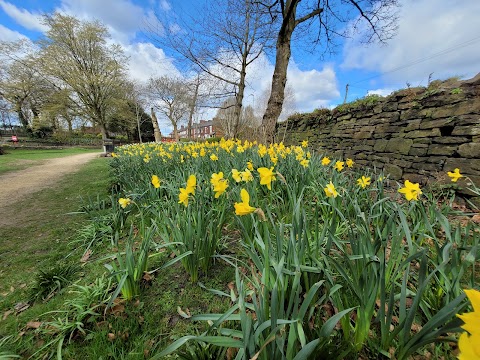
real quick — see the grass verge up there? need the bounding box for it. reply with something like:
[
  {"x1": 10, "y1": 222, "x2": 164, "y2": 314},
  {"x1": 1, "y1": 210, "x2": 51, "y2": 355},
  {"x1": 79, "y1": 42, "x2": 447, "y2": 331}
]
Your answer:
[{"x1": 0, "y1": 155, "x2": 233, "y2": 359}]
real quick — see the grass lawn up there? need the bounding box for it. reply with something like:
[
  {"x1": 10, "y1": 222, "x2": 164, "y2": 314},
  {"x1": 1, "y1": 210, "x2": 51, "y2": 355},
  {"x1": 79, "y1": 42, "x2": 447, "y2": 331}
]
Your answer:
[
  {"x1": 0, "y1": 156, "x2": 233, "y2": 359},
  {"x1": 0, "y1": 147, "x2": 102, "y2": 175}
]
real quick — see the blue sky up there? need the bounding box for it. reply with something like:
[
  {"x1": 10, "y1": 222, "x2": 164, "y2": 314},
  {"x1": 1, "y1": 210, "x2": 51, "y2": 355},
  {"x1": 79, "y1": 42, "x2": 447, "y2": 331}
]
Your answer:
[{"x1": 1, "y1": 0, "x2": 480, "y2": 132}]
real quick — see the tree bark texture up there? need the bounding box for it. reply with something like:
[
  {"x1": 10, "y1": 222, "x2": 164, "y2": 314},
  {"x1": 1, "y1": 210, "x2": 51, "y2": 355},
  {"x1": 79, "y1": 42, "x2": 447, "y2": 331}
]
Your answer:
[
  {"x1": 150, "y1": 107, "x2": 162, "y2": 142},
  {"x1": 262, "y1": 2, "x2": 297, "y2": 143}
]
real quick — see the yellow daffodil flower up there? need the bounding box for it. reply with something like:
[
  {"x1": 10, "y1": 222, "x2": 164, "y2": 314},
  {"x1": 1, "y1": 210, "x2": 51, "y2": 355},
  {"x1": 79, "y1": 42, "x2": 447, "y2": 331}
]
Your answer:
[
  {"x1": 447, "y1": 168, "x2": 463, "y2": 182},
  {"x1": 458, "y1": 289, "x2": 480, "y2": 336},
  {"x1": 211, "y1": 171, "x2": 224, "y2": 183},
  {"x1": 300, "y1": 158, "x2": 309, "y2": 168},
  {"x1": 234, "y1": 189, "x2": 256, "y2": 215},
  {"x1": 241, "y1": 169, "x2": 254, "y2": 182},
  {"x1": 258, "y1": 167, "x2": 276, "y2": 190},
  {"x1": 178, "y1": 188, "x2": 190, "y2": 207},
  {"x1": 143, "y1": 154, "x2": 150, "y2": 163},
  {"x1": 458, "y1": 332, "x2": 480, "y2": 360},
  {"x1": 346, "y1": 158, "x2": 354, "y2": 168},
  {"x1": 200, "y1": 148, "x2": 206, "y2": 157},
  {"x1": 357, "y1": 176, "x2": 371, "y2": 189},
  {"x1": 322, "y1": 157, "x2": 331, "y2": 166},
  {"x1": 324, "y1": 182, "x2": 339, "y2": 198},
  {"x1": 210, "y1": 154, "x2": 218, "y2": 161},
  {"x1": 232, "y1": 169, "x2": 242, "y2": 182},
  {"x1": 118, "y1": 197, "x2": 132, "y2": 208},
  {"x1": 151, "y1": 175, "x2": 160, "y2": 188},
  {"x1": 247, "y1": 161, "x2": 254, "y2": 171},
  {"x1": 213, "y1": 180, "x2": 228, "y2": 198},
  {"x1": 398, "y1": 180, "x2": 422, "y2": 201},
  {"x1": 186, "y1": 174, "x2": 196, "y2": 195},
  {"x1": 334, "y1": 161, "x2": 344, "y2": 172},
  {"x1": 457, "y1": 289, "x2": 480, "y2": 359},
  {"x1": 301, "y1": 140, "x2": 308, "y2": 148}
]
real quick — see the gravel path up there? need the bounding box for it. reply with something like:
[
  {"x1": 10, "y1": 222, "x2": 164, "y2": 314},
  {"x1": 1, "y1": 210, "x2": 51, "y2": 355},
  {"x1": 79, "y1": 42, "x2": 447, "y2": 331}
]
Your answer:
[{"x1": 0, "y1": 152, "x2": 100, "y2": 226}]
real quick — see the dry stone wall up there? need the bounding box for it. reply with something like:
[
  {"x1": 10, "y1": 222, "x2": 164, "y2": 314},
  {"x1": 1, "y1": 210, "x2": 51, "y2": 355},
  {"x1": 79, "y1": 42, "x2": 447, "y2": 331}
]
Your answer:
[{"x1": 279, "y1": 74, "x2": 480, "y2": 186}]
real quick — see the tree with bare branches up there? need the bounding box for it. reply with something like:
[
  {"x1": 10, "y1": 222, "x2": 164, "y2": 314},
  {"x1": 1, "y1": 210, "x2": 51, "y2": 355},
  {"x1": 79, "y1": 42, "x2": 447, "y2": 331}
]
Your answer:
[
  {"x1": 257, "y1": 0, "x2": 399, "y2": 142},
  {"x1": 146, "y1": 0, "x2": 274, "y2": 139},
  {"x1": 147, "y1": 76, "x2": 190, "y2": 142}
]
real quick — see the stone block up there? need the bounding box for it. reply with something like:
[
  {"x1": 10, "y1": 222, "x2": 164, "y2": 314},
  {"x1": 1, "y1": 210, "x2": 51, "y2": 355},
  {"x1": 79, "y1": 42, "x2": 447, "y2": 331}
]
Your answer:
[
  {"x1": 382, "y1": 102, "x2": 398, "y2": 112},
  {"x1": 413, "y1": 138, "x2": 432, "y2": 144},
  {"x1": 405, "y1": 129, "x2": 441, "y2": 138},
  {"x1": 444, "y1": 158, "x2": 480, "y2": 176},
  {"x1": 405, "y1": 119, "x2": 421, "y2": 131},
  {"x1": 457, "y1": 143, "x2": 480, "y2": 158},
  {"x1": 374, "y1": 139, "x2": 388, "y2": 152},
  {"x1": 432, "y1": 136, "x2": 469, "y2": 144},
  {"x1": 384, "y1": 164, "x2": 403, "y2": 180},
  {"x1": 386, "y1": 138, "x2": 413, "y2": 155},
  {"x1": 452, "y1": 126, "x2": 480, "y2": 136},
  {"x1": 411, "y1": 162, "x2": 441, "y2": 171},
  {"x1": 409, "y1": 147, "x2": 427, "y2": 156},
  {"x1": 403, "y1": 173, "x2": 429, "y2": 185},
  {"x1": 393, "y1": 159, "x2": 412, "y2": 168},
  {"x1": 427, "y1": 144, "x2": 457, "y2": 156},
  {"x1": 419, "y1": 117, "x2": 455, "y2": 129},
  {"x1": 353, "y1": 131, "x2": 374, "y2": 140}
]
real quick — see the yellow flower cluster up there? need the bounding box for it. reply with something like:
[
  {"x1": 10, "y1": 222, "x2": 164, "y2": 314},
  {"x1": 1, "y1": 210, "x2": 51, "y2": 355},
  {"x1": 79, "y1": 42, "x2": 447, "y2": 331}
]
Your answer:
[{"x1": 113, "y1": 139, "x2": 310, "y2": 170}]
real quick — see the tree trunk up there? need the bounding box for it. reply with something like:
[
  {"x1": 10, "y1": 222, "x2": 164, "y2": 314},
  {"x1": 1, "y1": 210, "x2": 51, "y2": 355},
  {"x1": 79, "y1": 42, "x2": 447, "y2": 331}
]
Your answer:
[
  {"x1": 150, "y1": 108, "x2": 162, "y2": 142},
  {"x1": 187, "y1": 76, "x2": 200, "y2": 140},
  {"x1": 233, "y1": 68, "x2": 246, "y2": 139},
  {"x1": 173, "y1": 123, "x2": 179, "y2": 142},
  {"x1": 261, "y1": 2, "x2": 297, "y2": 144},
  {"x1": 14, "y1": 98, "x2": 29, "y2": 129},
  {"x1": 99, "y1": 124, "x2": 109, "y2": 140},
  {"x1": 136, "y1": 105, "x2": 142, "y2": 143}
]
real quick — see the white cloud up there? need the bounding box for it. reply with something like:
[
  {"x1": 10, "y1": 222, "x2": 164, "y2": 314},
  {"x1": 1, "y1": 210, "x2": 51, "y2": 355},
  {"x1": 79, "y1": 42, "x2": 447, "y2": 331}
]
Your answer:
[
  {"x1": 58, "y1": 0, "x2": 146, "y2": 43},
  {"x1": 287, "y1": 62, "x2": 339, "y2": 112},
  {"x1": 245, "y1": 54, "x2": 340, "y2": 116},
  {"x1": 342, "y1": 0, "x2": 480, "y2": 86},
  {"x1": 0, "y1": 0, "x2": 47, "y2": 32},
  {"x1": 122, "y1": 42, "x2": 181, "y2": 83},
  {"x1": 367, "y1": 88, "x2": 394, "y2": 97},
  {"x1": 0, "y1": 23, "x2": 27, "y2": 41}
]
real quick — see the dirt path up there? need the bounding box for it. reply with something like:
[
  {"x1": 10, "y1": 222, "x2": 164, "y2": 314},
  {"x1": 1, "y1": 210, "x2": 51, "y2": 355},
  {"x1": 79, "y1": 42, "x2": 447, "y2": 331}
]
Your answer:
[{"x1": 0, "y1": 152, "x2": 100, "y2": 226}]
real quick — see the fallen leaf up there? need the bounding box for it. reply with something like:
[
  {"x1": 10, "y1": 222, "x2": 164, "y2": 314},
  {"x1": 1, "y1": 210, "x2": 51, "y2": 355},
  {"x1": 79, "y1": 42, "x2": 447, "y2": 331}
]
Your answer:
[
  {"x1": 81, "y1": 249, "x2": 92, "y2": 263},
  {"x1": 19, "y1": 283, "x2": 27, "y2": 289},
  {"x1": 108, "y1": 333, "x2": 116, "y2": 341},
  {"x1": 227, "y1": 281, "x2": 235, "y2": 290},
  {"x1": 472, "y1": 214, "x2": 480, "y2": 224},
  {"x1": 177, "y1": 306, "x2": 191, "y2": 319},
  {"x1": 3, "y1": 310, "x2": 13, "y2": 320},
  {"x1": 142, "y1": 272, "x2": 153, "y2": 282},
  {"x1": 26, "y1": 321, "x2": 42, "y2": 330},
  {"x1": 169, "y1": 252, "x2": 176, "y2": 259},
  {"x1": 110, "y1": 303, "x2": 125, "y2": 316},
  {"x1": 10, "y1": 286, "x2": 14, "y2": 292},
  {"x1": 14, "y1": 302, "x2": 30, "y2": 313}
]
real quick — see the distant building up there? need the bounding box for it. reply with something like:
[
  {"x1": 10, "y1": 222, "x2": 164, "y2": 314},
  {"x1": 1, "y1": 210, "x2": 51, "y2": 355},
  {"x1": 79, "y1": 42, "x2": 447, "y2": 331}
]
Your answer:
[{"x1": 171, "y1": 120, "x2": 216, "y2": 140}]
